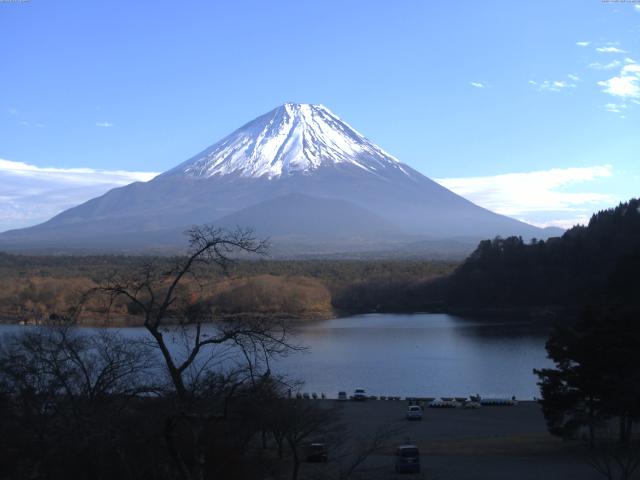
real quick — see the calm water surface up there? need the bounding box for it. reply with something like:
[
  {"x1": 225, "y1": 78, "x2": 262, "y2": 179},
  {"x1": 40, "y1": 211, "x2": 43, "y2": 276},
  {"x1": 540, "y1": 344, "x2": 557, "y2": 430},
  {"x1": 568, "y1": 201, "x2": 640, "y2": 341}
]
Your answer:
[
  {"x1": 279, "y1": 313, "x2": 552, "y2": 400},
  {"x1": 0, "y1": 313, "x2": 553, "y2": 399}
]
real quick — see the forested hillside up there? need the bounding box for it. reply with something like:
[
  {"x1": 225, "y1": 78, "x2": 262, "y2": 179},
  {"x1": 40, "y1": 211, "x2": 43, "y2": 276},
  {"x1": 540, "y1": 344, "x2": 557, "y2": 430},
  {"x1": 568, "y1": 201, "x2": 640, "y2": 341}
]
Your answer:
[
  {"x1": 0, "y1": 255, "x2": 454, "y2": 324},
  {"x1": 442, "y1": 198, "x2": 640, "y2": 311}
]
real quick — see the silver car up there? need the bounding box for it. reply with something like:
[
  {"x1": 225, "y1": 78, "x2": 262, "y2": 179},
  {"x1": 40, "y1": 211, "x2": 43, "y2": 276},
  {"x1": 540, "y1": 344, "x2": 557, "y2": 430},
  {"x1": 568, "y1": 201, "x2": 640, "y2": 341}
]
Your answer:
[{"x1": 406, "y1": 405, "x2": 423, "y2": 421}]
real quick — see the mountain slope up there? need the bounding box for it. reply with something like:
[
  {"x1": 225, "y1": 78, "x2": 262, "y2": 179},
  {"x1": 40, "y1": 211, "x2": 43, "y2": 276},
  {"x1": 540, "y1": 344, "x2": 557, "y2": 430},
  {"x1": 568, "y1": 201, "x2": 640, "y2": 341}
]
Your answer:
[
  {"x1": 0, "y1": 103, "x2": 558, "y2": 253},
  {"x1": 164, "y1": 103, "x2": 408, "y2": 179},
  {"x1": 215, "y1": 193, "x2": 399, "y2": 240}
]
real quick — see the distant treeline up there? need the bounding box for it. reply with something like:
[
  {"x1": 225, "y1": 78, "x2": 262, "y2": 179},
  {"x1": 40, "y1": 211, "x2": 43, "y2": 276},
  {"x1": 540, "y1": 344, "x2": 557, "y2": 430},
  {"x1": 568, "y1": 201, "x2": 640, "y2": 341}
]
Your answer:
[
  {"x1": 2, "y1": 198, "x2": 638, "y2": 323},
  {"x1": 0, "y1": 255, "x2": 455, "y2": 324},
  {"x1": 439, "y1": 198, "x2": 640, "y2": 312}
]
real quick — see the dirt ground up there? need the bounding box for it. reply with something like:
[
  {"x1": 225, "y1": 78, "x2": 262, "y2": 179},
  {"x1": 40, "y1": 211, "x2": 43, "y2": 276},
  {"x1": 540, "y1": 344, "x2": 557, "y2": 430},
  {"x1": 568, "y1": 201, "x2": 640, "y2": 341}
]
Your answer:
[{"x1": 297, "y1": 400, "x2": 607, "y2": 480}]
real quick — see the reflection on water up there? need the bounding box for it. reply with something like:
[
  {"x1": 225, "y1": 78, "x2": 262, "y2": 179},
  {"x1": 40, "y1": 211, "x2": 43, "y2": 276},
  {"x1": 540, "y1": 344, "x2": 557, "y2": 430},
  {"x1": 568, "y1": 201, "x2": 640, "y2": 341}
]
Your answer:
[
  {"x1": 277, "y1": 313, "x2": 552, "y2": 400},
  {"x1": 0, "y1": 313, "x2": 552, "y2": 400}
]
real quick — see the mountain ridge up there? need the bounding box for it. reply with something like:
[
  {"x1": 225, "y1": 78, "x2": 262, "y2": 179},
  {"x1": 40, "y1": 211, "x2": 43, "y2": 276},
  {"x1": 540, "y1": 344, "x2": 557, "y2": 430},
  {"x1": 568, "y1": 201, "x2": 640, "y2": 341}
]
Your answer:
[
  {"x1": 163, "y1": 103, "x2": 410, "y2": 180},
  {"x1": 0, "y1": 103, "x2": 562, "y2": 255}
]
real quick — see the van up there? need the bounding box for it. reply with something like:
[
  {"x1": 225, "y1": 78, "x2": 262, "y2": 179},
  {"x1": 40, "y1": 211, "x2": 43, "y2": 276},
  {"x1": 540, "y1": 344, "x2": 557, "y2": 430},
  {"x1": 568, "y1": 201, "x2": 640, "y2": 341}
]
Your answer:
[
  {"x1": 395, "y1": 444, "x2": 420, "y2": 473},
  {"x1": 306, "y1": 443, "x2": 328, "y2": 462},
  {"x1": 353, "y1": 389, "x2": 367, "y2": 401}
]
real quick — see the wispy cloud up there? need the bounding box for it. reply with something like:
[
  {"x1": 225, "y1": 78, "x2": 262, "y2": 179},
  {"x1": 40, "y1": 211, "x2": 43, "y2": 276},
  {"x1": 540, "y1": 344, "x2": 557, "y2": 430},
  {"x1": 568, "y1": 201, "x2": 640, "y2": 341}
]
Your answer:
[
  {"x1": 576, "y1": 41, "x2": 591, "y2": 47},
  {"x1": 588, "y1": 60, "x2": 622, "y2": 70},
  {"x1": 596, "y1": 46, "x2": 627, "y2": 54},
  {"x1": 605, "y1": 103, "x2": 627, "y2": 113},
  {"x1": 529, "y1": 76, "x2": 578, "y2": 92},
  {"x1": 0, "y1": 158, "x2": 159, "y2": 231},
  {"x1": 436, "y1": 165, "x2": 616, "y2": 229},
  {"x1": 96, "y1": 121, "x2": 114, "y2": 128},
  {"x1": 635, "y1": 4, "x2": 640, "y2": 12},
  {"x1": 469, "y1": 81, "x2": 485, "y2": 88}
]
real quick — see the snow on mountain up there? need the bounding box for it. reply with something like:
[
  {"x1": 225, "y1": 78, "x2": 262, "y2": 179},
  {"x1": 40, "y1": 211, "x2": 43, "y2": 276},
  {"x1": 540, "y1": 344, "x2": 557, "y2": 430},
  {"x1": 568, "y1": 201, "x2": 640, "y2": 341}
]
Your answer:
[
  {"x1": 166, "y1": 103, "x2": 410, "y2": 179},
  {"x1": 0, "y1": 102, "x2": 561, "y2": 254}
]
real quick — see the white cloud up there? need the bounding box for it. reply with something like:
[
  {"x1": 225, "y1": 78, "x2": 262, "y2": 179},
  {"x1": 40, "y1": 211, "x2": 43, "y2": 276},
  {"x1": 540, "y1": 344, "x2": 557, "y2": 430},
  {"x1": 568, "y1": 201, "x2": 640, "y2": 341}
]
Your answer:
[
  {"x1": 598, "y1": 75, "x2": 640, "y2": 97},
  {"x1": 531, "y1": 76, "x2": 578, "y2": 92},
  {"x1": 605, "y1": 103, "x2": 627, "y2": 113},
  {"x1": 598, "y1": 59, "x2": 640, "y2": 98},
  {"x1": 597, "y1": 57, "x2": 640, "y2": 109},
  {"x1": 0, "y1": 158, "x2": 159, "y2": 231},
  {"x1": 635, "y1": 4, "x2": 640, "y2": 12},
  {"x1": 469, "y1": 81, "x2": 485, "y2": 88},
  {"x1": 576, "y1": 41, "x2": 591, "y2": 47},
  {"x1": 96, "y1": 121, "x2": 114, "y2": 128},
  {"x1": 436, "y1": 165, "x2": 615, "y2": 228},
  {"x1": 588, "y1": 60, "x2": 622, "y2": 70},
  {"x1": 622, "y1": 63, "x2": 640, "y2": 74},
  {"x1": 596, "y1": 46, "x2": 627, "y2": 54}
]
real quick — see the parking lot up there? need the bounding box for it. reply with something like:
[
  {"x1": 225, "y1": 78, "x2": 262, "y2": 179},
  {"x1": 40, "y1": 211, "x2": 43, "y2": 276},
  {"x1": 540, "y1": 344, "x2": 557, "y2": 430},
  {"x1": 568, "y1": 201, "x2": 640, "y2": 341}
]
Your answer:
[{"x1": 297, "y1": 399, "x2": 603, "y2": 480}]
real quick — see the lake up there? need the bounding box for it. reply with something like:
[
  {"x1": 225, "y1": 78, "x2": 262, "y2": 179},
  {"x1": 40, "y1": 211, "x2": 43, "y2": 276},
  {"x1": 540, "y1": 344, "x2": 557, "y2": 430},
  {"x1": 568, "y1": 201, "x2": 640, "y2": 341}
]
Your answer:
[
  {"x1": 280, "y1": 313, "x2": 552, "y2": 400},
  {"x1": 0, "y1": 313, "x2": 553, "y2": 400}
]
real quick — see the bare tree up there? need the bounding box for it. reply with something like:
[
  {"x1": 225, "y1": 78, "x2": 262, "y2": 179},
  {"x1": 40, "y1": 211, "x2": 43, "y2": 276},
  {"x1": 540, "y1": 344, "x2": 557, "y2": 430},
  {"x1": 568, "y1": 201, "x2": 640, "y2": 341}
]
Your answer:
[
  {"x1": 97, "y1": 227, "x2": 304, "y2": 392},
  {"x1": 335, "y1": 423, "x2": 405, "y2": 480},
  {"x1": 94, "y1": 226, "x2": 300, "y2": 480},
  {"x1": 586, "y1": 439, "x2": 640, "y2": 480},
  {"x1": 278, "y1": 399, "x2": 338, "y2": 480},
  {"x1": 0, "y1": 324, "x2": 156, "y2": 479}
]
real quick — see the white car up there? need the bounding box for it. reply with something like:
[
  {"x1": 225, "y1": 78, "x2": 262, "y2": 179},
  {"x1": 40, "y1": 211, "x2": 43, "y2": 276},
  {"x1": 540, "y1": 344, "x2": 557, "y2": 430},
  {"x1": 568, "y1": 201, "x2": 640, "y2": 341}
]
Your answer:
[
  {"x1": 406, "y1": 405, "x2": 423, "y2": 420},
  {"x1": 337, "y1": 391, "x2": 348, "y2": 401},
  {"x1": 353, "y1": 389, "x2": 367, "y2": 401},
  {"x1": 428, "y1": 398, "x2": 458, "y2": 408}
]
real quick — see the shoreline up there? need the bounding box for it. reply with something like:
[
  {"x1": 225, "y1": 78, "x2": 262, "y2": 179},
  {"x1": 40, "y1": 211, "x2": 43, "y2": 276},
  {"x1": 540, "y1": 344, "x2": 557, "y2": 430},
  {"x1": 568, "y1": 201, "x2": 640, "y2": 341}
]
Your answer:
[
  {"x1": 0, "y1": 310, "x2": 337, "y2": 328},
  {"x1": 0, "y1": 304, "x2": 577, "y2": 327}
]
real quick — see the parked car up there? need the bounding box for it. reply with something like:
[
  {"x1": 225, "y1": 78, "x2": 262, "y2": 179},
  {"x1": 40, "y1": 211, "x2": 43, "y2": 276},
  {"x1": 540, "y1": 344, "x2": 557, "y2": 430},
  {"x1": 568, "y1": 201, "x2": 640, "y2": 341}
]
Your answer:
[
  {"x1": 428, "y1": 398, "x2": 458, "y2": 408},
  {"x1": 480, "y1": 397, "x2": 518, "y2": 406},
  {"x1": 306, "y1": 443, "x2": 328, "y2": 462},
  {"x1": 406, "y1": 405, "x2": 423, "y2": 421},
  {"x1": 395, "y1": 444, "x2": 420, "y2": 473},
  {"x1": 337, "y1": 391, "x2": 348, "y2": 401},
  {"x1": 353, "y1": 389, "x2": 367, "y2": 401}
]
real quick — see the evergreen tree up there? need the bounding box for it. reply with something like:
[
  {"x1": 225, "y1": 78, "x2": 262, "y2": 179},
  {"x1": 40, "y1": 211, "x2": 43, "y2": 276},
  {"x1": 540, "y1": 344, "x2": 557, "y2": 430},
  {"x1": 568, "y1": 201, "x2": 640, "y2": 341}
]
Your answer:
[{"x1": 535, "y1": 308, "x2": 640, "y2": 445}]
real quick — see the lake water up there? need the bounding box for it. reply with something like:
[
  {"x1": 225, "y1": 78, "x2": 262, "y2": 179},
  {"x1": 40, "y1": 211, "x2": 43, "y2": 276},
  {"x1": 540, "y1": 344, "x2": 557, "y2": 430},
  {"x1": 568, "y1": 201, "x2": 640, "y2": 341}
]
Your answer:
[
  {"x1": 0, "y1": 313, "x2": 553, "y2": 400},
  {"x1": 280, "y1": 313, "x2": 552, "y2": 400}
]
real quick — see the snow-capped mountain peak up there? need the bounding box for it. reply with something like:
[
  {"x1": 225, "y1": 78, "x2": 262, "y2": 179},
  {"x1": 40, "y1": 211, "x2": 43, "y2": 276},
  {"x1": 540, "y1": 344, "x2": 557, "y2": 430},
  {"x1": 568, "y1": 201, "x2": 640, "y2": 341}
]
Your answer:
[{"x1": 167, "y1": 103, "x2": 407, "y2": 179}]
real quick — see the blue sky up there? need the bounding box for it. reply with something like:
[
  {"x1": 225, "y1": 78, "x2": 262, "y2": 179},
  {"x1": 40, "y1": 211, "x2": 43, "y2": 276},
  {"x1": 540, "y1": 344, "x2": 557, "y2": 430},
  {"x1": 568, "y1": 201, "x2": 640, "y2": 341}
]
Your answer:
[{"x1": 1, "y1": 0, "x2": 639, "y2": 231}]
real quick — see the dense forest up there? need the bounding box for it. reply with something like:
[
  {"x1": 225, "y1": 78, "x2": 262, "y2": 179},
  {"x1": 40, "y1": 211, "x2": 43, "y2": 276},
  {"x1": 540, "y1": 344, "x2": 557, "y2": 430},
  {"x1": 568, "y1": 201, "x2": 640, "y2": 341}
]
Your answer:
[
  {"x1": 0, "y1": 254, "x2": 455, "y2": 324},
  {"x1": 441, "y1": 198, "x2": 640, "y2": 313},
  {"x1": 1, "y1": 198, "x2": 638, "y2": 324}
]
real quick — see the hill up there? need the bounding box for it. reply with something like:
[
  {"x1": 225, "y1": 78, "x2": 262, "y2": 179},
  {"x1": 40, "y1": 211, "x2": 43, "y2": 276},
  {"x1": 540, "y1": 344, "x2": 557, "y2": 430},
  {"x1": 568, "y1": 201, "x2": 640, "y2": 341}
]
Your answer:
[{"x1": 440, "y1": 198, "x2": 640, "y2": 312}]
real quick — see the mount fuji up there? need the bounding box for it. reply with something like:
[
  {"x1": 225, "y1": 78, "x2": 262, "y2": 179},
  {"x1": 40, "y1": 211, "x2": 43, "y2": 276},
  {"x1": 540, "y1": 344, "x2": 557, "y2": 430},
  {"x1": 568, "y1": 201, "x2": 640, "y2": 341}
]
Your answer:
[{"x1": 0, "y1": 103, "x2": 560, "y2": 255}]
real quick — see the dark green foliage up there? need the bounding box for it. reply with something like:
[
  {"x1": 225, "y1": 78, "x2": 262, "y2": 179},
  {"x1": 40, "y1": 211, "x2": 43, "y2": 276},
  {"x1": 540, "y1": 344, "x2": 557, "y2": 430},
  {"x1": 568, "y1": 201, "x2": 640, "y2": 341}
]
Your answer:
[
  {"x1": 445, "y1": 198, "x2": 640, "y2": 310},
  {"x1": 534, "y1": 308, "x2": 640, "y2": 444}
]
